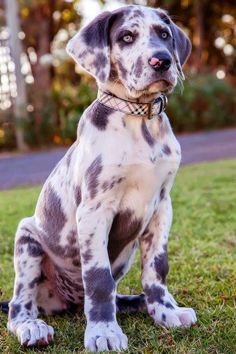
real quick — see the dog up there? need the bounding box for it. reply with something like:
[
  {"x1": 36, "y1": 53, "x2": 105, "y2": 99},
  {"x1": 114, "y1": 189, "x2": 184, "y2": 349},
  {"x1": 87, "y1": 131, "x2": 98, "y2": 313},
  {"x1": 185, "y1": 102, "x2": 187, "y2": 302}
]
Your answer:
[{"x1": 5, "y1": 5, "x2": 196, "y2": 352}]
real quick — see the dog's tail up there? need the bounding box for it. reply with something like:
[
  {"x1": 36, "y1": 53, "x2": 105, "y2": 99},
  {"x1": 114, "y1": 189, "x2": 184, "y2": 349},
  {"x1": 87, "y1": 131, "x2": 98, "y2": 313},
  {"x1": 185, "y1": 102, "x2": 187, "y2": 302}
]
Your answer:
[
  {"x1": 116, "y1": 293, "x2": 146, "y2": 313},
  {"x1": 0, "y1": 301, "x2": 9, "y2": 314}
]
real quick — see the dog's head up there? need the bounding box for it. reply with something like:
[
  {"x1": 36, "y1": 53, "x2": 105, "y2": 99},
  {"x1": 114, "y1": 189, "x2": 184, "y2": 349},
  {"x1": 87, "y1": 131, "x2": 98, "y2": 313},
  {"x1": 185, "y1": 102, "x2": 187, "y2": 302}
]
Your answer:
[{"x1": 67, "y1": 5, "x2": 191, "y2": 100}]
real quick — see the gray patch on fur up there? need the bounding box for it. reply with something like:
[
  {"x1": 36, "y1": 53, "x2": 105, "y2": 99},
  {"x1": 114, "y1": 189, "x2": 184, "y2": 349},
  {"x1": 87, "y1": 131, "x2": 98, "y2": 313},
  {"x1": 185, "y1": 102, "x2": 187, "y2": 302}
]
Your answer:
[
  {"x1": 162, "y1": 313, "x2": 166, "y2": 321},
  {"x1": 90, "y1": 101, "x2": 113, "y2": 131},
  {"x1": 113, "y1": 263, "x2": 126, "y2": 281},
  {"x1": 165, "y1": 301, "x2": 174, "y2": 309},
  {"x1": 142, "y1": 229, "x2": 154, "y2": 253},
  {"x1": 117, "y1": 60, "x2": 128, "y2": 79},
  {"x1": 134, "y1": 56, "x2": 144, "y2": 78},
  {"x1": 84, "y1": 267, "x2": 115, "y2": 322},
  {"x1": 82, "y1": 248, "x2": 92, "y2": 264},
  {"x1": 72, "y1": 259, "x2": 81, "y2": 267},
  {"x1": 85, "y1": 155, "x2": 103, "y2": 199},
  {"x1": 16, "y1": 283, "x2": 23, "y2": 296},
  {"x1": 9, "y1": 303, "x2": 21, "y2": 320},
  {"x1": 74, "y1": 185, "x2": 81, "y2": 206},
  {"x1": 67, "y1": 230, "x2": 77, "y2": 244},
  {"x1": 65, "y1": 144, "x2": 75, "y2": 168},
  {"x1": 153, "y1": 247, "x2": 169, "y2": 284},
  {"x1": 160, "y1": 187, "x2": 165, "y2": 200},
  {"x1": 16, "y1": 234, "x2": 44, "y2": 258},
  {"x1": 40, "y1": 184, "x2": 67, "y2": 238},
  {"x1": 145, "y1": 285, "x2": 165, "y2": 305},
  {"x1": 108, "y1": 209, "x2": 142, "y2": 262},
  {"x1": 25, "y1": 301, "x2": 32, "y2": 310},
  {"x1": 29, "y1": 273, "x2": 47, "y2": 289},
  {"x1": 162, "y1": 144, "x2": 171, "y2": 155},
  {"x1": 141, "y1": 121, "x2": 155, "y2": 147},
  {"x1": 38, "y1": 184, "x2": 80, "y2": 257}
]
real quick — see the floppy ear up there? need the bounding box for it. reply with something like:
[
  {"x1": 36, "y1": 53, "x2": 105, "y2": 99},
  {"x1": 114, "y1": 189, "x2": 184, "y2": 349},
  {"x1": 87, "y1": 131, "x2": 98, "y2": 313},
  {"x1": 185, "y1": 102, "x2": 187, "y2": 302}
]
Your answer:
[
  {"x1": 66, "y1": 11, "x2": 114, "y2": 82},
  {"x1": 170, "y1": 22, "x2": 192, "y2": 66},
  {"x1": 158, "y1": 10, "x2": 191, "y2": 79},
  {"x1": 169, "y1": 21, "x2": 192, "y2": 80}
]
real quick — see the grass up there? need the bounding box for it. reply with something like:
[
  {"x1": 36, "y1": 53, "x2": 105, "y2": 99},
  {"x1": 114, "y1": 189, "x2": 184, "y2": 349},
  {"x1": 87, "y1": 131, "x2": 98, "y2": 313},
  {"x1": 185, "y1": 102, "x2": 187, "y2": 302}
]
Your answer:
[{"x1": 0, "y1": 159, "x2": 236, "y2": 354}]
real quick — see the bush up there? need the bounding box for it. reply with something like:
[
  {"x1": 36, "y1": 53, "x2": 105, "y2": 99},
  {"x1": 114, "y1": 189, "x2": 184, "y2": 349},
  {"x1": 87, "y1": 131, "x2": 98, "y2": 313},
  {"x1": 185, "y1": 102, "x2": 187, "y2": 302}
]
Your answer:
[
  {"x1": 0, "y1": 109, "x2": 18, "y2": 151},
  {"x1": 167, "y1": 74, "x2": 236, "y2": 133},
  {"x1": 54, "y1": 81, "x2": 96, "y2": 145},
  {"x1": 23, "y1": 82, "x2": 96, "y2": 148}
]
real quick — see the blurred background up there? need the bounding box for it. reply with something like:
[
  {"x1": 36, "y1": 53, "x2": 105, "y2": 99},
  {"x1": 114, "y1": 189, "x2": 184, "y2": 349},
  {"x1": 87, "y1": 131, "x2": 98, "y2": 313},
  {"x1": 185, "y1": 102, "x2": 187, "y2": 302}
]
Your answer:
[{"x1": 0, "y1": 0, "x2": 235, "y2": 152}]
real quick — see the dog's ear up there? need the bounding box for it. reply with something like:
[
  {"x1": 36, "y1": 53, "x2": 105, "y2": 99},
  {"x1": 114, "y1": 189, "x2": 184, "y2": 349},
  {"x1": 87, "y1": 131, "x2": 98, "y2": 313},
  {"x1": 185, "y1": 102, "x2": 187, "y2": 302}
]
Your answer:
[
  {"x1": 169, "y1": 21, "x2": 191, "y2": 80},
  {"x1": 158, "y1": 11, "x2": 191, "y2": 79},
  {"x1": 169, "y1": 22, "x2": 192, "y2": 66},
  {"x1": 66, "y1": 11, "x2": 115, "y2": 82}
]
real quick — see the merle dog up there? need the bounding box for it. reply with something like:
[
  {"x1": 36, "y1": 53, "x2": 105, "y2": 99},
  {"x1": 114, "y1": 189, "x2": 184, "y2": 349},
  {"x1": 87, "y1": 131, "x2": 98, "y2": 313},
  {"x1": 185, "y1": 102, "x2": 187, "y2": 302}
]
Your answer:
[{"x1": 5, "y1": 5, "x2": 196, "y2": 352}]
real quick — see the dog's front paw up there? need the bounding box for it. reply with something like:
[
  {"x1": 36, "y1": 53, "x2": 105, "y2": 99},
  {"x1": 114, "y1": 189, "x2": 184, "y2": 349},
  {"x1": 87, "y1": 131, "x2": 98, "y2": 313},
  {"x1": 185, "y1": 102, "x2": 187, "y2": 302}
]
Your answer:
[
  {"x1": 85, "y1": 321, "x2": 128, "y2": 352},
  {"x1": 152, "y1": 305, "x2": 197, "y2": 328},
  {"x1": 145, "y1": 285, "x2": 197, "y2": 329},
  {"x1": 10, "y1": 319, "x2": 54, "y2": 347},
  {"x1": 148, "y1": 302, "x2": 197, "y2": 328}
]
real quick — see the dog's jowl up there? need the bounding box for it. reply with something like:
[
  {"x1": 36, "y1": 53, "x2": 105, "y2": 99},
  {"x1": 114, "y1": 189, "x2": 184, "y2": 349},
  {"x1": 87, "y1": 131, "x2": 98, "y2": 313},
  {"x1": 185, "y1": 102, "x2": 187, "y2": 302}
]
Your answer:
[{"x1": 6, "y1": 5, "x2": 196, "y2": 352}]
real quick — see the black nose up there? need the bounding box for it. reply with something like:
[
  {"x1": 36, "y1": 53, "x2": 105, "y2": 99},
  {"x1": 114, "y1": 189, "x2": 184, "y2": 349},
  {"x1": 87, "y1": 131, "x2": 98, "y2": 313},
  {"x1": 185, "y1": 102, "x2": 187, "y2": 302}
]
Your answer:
[{"x1": 149, "y1": 52, "x2": 172, "y2": 72}]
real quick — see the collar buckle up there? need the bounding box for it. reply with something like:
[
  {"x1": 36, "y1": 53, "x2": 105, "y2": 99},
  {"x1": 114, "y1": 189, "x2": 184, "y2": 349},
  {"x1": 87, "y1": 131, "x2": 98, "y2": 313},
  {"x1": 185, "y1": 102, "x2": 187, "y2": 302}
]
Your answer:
[{"x1": 147, "y1": 94, "x2": 168, "y2": 119}]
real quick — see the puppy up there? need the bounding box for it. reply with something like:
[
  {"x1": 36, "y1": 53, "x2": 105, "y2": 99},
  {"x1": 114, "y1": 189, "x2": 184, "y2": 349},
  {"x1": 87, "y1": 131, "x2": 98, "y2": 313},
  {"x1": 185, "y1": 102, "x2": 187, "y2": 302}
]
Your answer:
[{"x1": 6, "y1": 5, "x2": 196, "y2": 352}]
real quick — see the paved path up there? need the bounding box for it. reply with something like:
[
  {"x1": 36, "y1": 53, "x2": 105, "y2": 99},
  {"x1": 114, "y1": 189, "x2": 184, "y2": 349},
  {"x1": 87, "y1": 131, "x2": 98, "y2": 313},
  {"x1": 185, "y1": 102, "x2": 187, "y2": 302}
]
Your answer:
[{"x1": 0, "y1": 128, "x2": 235, "y2": 190}]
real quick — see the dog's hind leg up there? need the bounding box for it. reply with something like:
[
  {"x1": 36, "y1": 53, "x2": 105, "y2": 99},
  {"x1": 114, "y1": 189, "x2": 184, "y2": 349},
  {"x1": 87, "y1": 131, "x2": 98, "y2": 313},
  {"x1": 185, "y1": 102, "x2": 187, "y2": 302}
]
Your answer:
[
  {"x1": 116, "y1": 294, "x2": 147, "y2": 313},
  {"x1": 7, "y1": 217, "x2": 55, "y2": 347}
]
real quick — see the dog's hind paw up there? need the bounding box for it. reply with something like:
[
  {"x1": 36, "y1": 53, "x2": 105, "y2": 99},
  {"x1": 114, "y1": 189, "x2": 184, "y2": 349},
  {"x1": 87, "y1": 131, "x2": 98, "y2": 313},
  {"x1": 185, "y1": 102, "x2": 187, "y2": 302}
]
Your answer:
[
  {"x1": 14, "y1": 319, "x2": 54, "y2": 347},
  {"x1": 85, "y1": 322, "x2": 128, "y2": 352}
]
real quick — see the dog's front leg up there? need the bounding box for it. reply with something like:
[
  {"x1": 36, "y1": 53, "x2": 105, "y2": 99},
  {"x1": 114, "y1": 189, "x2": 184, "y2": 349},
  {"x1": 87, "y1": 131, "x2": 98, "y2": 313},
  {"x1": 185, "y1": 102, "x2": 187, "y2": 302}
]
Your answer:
[
  {"x1": 140, "y1": 194, "x2": 197, "y2": 328},
  {"x1": 76, "y1": 204, "x2": 128, "y2": 352}
]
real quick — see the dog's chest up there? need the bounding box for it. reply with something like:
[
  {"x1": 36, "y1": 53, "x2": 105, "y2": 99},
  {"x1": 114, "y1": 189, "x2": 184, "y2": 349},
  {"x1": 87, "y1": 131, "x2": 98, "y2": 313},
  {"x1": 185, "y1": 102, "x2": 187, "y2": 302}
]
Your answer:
[
  {"x1": 116, "y1": 157, "x2": 176, "y2": 231},
  {"x1": 120, "y1": 115, "x2": 181, "y2": 200},
  {"x1": 108, "y1": 115, "x2": 181, "y2": 248}
]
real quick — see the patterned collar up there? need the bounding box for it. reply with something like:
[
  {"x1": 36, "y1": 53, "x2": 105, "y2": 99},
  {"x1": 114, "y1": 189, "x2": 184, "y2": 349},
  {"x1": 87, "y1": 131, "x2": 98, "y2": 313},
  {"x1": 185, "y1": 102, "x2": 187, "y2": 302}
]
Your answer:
[{"x1": 97, "y1": 90, "x2": 168, "y2": 120}]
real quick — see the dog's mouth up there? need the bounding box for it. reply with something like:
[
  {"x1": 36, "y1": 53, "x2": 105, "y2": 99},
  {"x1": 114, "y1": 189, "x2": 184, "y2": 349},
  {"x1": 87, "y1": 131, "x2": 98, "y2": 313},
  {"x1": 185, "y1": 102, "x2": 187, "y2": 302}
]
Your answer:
[
  {"x1": 147, "y1": 79, "x2": 174, "y2": 93},
  {"x1": 126, "y1": 79, "x2": 174, "y2": 101}
]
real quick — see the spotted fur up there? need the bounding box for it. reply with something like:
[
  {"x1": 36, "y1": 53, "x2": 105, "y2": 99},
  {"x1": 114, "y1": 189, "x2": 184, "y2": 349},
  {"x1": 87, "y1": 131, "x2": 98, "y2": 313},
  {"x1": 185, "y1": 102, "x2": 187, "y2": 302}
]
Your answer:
[{"x1": 7, "y1": 5, "x2": 196, "y2": 353}]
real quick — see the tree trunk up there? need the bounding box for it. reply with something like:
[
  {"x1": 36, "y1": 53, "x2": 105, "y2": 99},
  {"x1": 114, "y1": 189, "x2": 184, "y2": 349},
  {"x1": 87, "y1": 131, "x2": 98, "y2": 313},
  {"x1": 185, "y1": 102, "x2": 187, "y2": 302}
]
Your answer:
[
  {"x1": 5, "y1": 0, "x2": 28, "y2": 151},
  {"x1": 194, "y1": 0, "x2": 204, "y2": 72},
  {"x1": 30, "y1": 3, "x2": 54, "y2": 130}
]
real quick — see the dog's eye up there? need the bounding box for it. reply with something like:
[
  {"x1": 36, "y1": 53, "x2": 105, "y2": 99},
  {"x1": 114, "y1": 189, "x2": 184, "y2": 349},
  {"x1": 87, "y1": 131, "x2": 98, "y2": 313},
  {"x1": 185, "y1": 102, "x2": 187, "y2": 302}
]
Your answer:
[
  {"x1": 161, "y1": 31, "x2": 169, "y2": 39},
  {"x1": 122, "y1": 34, "x2": 134, "y2": 43}
]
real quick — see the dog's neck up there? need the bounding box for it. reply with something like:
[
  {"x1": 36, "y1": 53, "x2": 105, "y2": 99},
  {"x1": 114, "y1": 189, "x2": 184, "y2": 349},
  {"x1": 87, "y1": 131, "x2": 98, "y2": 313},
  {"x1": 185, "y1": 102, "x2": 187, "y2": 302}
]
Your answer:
[{"x1": 99, "y1": 80, "x2": 162, "y2": 104}]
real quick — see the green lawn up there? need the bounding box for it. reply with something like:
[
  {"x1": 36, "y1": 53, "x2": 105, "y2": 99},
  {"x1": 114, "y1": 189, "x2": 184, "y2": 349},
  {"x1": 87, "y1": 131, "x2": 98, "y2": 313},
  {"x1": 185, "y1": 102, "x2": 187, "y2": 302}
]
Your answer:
[{"x1": 0, "y1": 159, "x2": 236, "y2": 354}]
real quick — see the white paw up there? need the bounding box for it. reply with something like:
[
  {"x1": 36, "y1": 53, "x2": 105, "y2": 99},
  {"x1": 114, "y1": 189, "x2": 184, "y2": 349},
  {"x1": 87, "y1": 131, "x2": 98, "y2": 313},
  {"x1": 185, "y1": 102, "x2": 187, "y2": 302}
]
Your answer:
[
  {"x1": 150, "y1": 304, "x2": 197, "y2": 328},
  {"x1": 85, "y1": 321, "x2": 128, "y2": 352},
  {"x1": 175, "y1": 307, "x2": 197, "y2": 327},
  {"x1": 14, "y1": 319, "x2": 54, "y2": 347}
]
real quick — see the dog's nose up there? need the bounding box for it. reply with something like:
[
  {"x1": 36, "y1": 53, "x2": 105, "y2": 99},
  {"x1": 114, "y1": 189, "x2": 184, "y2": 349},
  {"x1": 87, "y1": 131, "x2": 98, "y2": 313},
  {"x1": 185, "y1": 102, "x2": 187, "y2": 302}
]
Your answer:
[{"x1": 149, "y1": 53, "x2": 172, "y2": 72}]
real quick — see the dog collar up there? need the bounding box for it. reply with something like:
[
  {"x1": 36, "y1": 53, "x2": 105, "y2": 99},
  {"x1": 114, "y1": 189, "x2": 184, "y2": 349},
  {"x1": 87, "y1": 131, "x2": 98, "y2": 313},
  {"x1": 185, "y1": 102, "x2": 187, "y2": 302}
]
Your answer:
[{"x1": 97, "y1": 90, "x2": 168, "y2": 120}]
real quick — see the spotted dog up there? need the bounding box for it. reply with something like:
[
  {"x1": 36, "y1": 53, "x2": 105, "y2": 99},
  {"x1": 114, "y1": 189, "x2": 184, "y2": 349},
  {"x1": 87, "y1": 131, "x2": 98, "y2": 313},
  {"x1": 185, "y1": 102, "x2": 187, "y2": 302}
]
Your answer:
[{"x1": 6, "y1": 5, "x2": 197, "y2": 352}]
